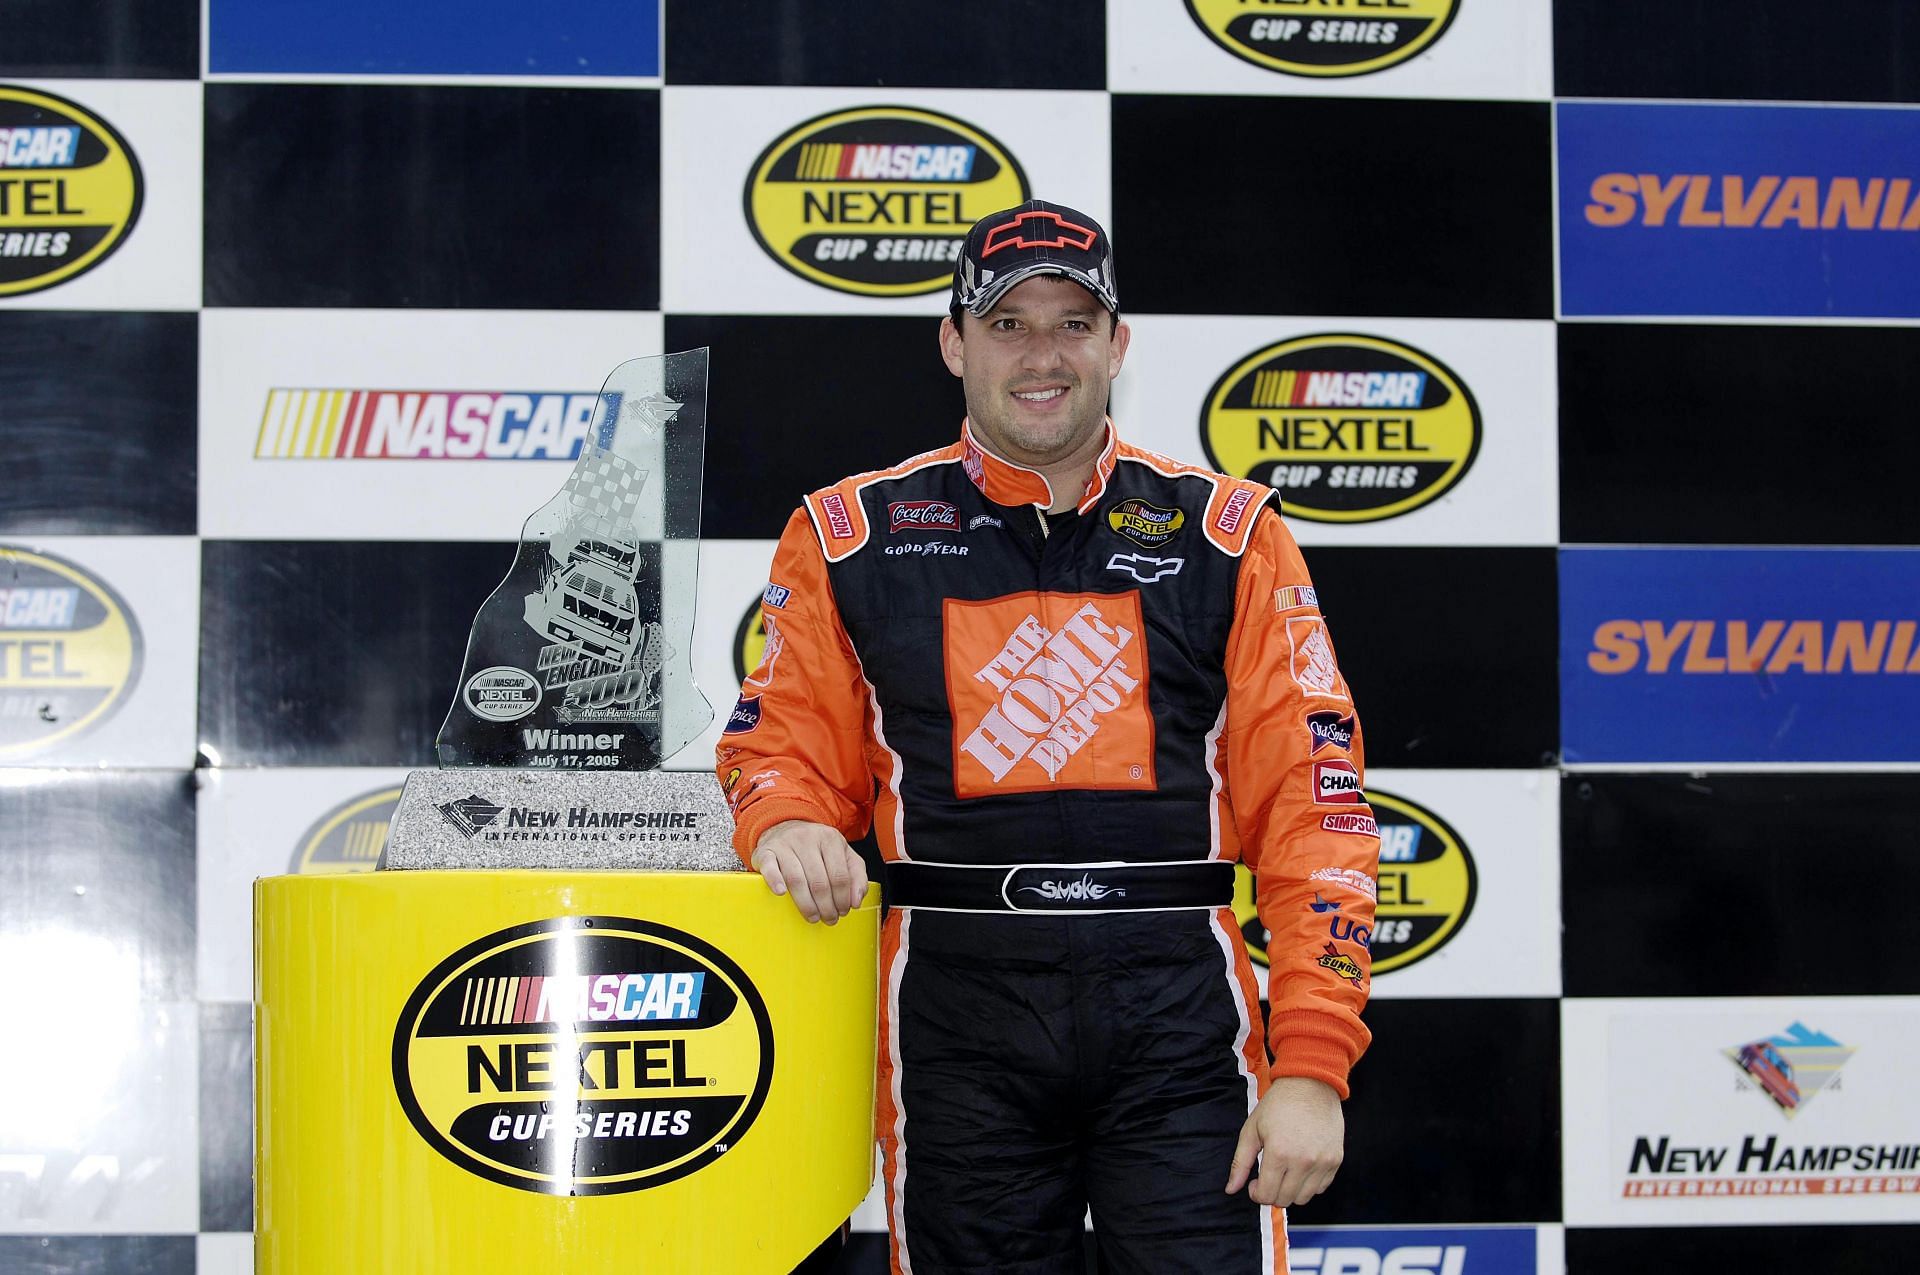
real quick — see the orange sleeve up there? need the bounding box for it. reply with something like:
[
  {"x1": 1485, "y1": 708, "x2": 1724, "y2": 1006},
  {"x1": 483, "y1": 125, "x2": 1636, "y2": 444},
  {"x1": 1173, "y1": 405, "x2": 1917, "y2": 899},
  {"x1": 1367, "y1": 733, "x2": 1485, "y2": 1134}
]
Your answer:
[
  {"x1": 717, "y1": 506, "x2": 875, "y2": 862},
  {"x1": 1223, "y1": 506, "x2": 1377, "y2": 1098}
]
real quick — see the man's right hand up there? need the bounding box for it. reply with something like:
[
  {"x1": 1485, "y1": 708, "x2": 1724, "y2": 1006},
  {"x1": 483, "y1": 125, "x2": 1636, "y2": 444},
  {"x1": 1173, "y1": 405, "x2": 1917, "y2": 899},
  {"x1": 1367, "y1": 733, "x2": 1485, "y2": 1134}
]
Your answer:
[{"x1": 750, "y1": 819, "x2": 869, "y2": 924}]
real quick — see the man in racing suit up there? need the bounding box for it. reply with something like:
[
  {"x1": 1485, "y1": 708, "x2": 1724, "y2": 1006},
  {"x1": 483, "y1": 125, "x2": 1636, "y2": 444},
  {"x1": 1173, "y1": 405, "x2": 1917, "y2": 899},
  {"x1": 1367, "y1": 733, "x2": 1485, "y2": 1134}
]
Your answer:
[{"x1": 718, "y1": 200, "x2": 1377, "y2": 1274}]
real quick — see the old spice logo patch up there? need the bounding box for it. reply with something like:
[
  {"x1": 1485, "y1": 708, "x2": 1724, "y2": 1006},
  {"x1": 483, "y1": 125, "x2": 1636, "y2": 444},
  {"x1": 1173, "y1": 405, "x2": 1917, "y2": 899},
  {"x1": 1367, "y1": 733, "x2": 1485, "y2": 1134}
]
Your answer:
[
  {"x1": 944, "y1": 592, "x2": 1156, "y2": 797},
  {"x1": 888, "y1": 500, "x2": 958, "y2": 533},
  {"x1": 1289, "y1": 615, "x2": 1349, "y2": 700},
  {"x1": 820, "y1": 493, "x2": 854, "y2": 539}
]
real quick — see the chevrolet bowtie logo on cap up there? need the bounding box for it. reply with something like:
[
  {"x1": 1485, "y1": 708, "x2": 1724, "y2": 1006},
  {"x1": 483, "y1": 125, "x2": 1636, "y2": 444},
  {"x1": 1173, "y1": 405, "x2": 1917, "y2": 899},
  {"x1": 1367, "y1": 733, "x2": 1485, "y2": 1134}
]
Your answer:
[
  {"x1": 952, "y1": 198, "x2": 1119, "y2": 317},
  {"x1": 982, "y1": 209, "x2": 1099, "y2": 256}
]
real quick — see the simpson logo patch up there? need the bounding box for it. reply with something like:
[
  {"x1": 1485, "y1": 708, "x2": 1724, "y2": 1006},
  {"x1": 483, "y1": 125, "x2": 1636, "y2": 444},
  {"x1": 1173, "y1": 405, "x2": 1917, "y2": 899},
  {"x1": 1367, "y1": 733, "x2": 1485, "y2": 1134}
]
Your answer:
[
  {"x1": 1288, "y1": 616, "x2": 1350, "y2": 700},
  {"x1": 945, "y1": 591, "x2": 1156, "y2": 797},
  {"x1": 820, "y1": 493, "x2": 855, "y2": 540},
  {"x1": 0, "y1": 85, "x2": 143, "y2": 297},
  {"x1": 1201, "y1": 333, "x2": 1481, "y2": 524},
  {"x1": 1313, "y1": 758, "x2": 1363, "y2": 804},
  {"x1": 1183, "y1": 0, "x2": 1461, "y2": 79},
  {"x1": 1214, "y1": 487, "x2": 1257, "y2": 535},
  {"x1": 888, "y1": 500, "x2": 958, "y2": 533},
  {"x1": 392, "y1": 916, "x2": 773, "y2": 1195},
  {"x1": 1321, "y1": 812, "x2": 1378, "y2": 837},
  {"x1": 744, "y1": 106, "x2": 1029, "y2": 297}
]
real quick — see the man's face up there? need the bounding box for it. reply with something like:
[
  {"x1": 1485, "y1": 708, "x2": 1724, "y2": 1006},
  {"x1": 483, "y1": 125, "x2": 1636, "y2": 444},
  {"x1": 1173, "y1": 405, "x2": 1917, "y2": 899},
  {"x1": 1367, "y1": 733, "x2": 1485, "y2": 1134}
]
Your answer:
[{"x1": 939, "y1": 274, "x2": 1131, "y2": 468}]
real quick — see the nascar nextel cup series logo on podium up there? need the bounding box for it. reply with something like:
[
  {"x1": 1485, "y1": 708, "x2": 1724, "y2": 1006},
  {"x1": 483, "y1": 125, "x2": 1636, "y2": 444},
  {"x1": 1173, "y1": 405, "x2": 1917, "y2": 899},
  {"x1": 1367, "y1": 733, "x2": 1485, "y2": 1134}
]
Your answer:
[
  {"x1": 392, "y1": 916, "x2": 774, "y2": 1195},
  {"x1": 0, "y1": 84, "x2": 143, "y2": 296}
]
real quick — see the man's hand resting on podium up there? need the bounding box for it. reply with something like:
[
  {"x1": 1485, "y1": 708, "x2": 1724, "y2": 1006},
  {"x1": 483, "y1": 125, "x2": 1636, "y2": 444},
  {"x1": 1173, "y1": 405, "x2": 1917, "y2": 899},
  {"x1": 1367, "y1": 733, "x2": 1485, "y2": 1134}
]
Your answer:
[{"x1": 750, "y1": 819, "x2": 869, "y2": 924}]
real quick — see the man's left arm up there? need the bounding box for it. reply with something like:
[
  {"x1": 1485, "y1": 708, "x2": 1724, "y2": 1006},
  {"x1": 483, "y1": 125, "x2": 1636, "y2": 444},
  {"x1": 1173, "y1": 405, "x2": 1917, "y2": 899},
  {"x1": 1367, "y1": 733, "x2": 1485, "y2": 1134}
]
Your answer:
[{"x1": 1219, "y1": 504, "x2": 1380, "y2": 1207}]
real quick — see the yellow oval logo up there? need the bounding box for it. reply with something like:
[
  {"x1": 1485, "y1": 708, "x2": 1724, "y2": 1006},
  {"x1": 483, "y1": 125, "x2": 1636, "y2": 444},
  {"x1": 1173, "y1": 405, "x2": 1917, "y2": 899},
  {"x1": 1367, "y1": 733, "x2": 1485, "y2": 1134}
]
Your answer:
[
  {"x1": 0, "y1": 545, "x2": 143, "y2": 758},
  {"x1": 0, "y1": 84, "x2": 143, "y2": 296},
  {"x1": 393, "y1": 916, "x2": 774, "y2": 1195},
  {"x1": 1183, "y1": 0, "x2": 1462, "y2": 78},
  {"x1": 733, "y1": 592, "x2": 766, "y2": 685},
  {"x1": 743, "y1": 105, "x2": 1029, "y2": 297},
  {"x1": 290, "y1": 786, "x2": 400, "y2": 874},
  {"x1": 1234, "y1": 788, "x2": 1476, "y2": 976},
  {"x1": 1200, "y1": 333, "x2": 1481, "y2": 523}
]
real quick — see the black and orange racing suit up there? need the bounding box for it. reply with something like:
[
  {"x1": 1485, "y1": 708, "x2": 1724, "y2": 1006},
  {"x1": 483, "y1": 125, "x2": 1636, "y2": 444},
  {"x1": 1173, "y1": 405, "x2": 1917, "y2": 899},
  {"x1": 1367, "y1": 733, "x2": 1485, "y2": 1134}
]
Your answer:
[{"x1": 718, "y1": 420, "x2": 1378, "y2": 1275}]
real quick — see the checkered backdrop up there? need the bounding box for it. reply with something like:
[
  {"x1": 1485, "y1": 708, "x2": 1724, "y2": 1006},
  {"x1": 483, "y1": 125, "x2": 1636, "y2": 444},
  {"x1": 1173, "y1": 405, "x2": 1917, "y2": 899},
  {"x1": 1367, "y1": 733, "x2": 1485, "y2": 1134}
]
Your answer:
[{"x1": 2, "y1": 3, "x2": 1918, "y2": 1272}]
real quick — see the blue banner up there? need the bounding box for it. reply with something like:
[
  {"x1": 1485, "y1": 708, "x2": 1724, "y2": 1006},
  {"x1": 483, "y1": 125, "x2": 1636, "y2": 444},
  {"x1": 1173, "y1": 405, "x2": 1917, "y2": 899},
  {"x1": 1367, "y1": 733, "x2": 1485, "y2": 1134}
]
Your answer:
[
  {"x1": 1562, "y1": 548, "x2": 1920, "y2": 764},
  {"x1": 210, "y1": 0, "x2": 660, "y2": 78},
  {"x1": 1287, "y1": 1226, "x2": 1536, "y2": 1274},
  {"x1": 1558, "y1": 102, "x2": 1920, "y2": 319}
]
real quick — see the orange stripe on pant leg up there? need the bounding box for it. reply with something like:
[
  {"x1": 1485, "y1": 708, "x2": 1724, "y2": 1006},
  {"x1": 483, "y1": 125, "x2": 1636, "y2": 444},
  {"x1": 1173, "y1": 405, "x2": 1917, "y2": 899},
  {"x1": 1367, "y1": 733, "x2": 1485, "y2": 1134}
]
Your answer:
[{"x1": 876, "y1": 910, "x2": 913, "y2": 1275}]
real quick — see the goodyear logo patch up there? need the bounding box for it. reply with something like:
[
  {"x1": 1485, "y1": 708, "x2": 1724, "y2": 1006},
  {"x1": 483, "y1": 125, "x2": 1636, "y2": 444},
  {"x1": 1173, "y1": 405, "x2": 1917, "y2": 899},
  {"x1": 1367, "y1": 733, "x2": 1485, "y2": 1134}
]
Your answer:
[
  {"x1": 1234, "y1": 788, "x2": 1475, "y2": 976},
  {"x1": 0, "y1": 85, "x2": 142, "y2": 296},
  {"x1": 290, "y1": 786, "x2": 401, "y2": 874},
  {"x1": 1201, "y1": 333, "x2": 1480, "y2": 524},
  {"x1": 392, "y1": 916, "x2": 773, "y2": 1195},
  {"x1": 254, "y1": 390, "x2": 606, "y2": 460},
  {"x1": 0, "y1": 545, "x2": 143, "y2": 759},
  {"x1": 744, "y1": 106, "x2": 1028, "y2": 297},
  {"x1": 1183, "y1": 0, "x2": 1460, "y2": 79}
]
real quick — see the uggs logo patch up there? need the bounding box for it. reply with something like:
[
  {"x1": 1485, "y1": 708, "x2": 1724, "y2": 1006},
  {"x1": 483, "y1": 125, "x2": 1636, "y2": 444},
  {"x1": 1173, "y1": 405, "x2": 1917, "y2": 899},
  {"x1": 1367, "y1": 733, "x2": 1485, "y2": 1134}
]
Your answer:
[
  {"x1": 1201, "y1": 333, "x2": 1480, "y2": 523},
  {"x1": 393, "y1": 916, "x2": 773, "y2": 1195},
  {"x1": 744, "y1": 106, "x2": 1028, "y2": 297},
  {"x1": 945, "y1": 592, "x2": 1156, "y2": 797},
  {"x1": 1184, "y1": 0, "x2": 1461, "y2": 79}
]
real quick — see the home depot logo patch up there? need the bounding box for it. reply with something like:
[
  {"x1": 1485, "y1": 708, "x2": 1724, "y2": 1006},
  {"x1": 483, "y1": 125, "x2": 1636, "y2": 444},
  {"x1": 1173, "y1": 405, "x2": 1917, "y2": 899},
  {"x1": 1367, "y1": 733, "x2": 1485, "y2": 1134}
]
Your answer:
[{"x1": 944, "y1": 591, "x2": 1156, "y2": 797}]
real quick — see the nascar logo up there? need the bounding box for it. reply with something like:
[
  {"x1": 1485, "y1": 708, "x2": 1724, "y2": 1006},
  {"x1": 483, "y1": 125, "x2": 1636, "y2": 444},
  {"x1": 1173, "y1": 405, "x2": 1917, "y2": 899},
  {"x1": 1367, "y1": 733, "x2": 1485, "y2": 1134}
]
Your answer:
[
  {"x1": 790, "y1": 143, "x2": 977, "y2": 182},
  {"x1": 254, "y1": 390, "x2": 605, "y2": 460}
]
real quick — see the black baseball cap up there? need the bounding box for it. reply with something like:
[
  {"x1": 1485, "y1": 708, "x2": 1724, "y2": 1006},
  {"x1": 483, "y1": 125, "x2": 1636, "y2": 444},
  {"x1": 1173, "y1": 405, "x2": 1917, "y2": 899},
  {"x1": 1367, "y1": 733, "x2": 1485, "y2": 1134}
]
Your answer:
[{"x1": 951, "y1": 199, "x2": 1118, "y2": 317}]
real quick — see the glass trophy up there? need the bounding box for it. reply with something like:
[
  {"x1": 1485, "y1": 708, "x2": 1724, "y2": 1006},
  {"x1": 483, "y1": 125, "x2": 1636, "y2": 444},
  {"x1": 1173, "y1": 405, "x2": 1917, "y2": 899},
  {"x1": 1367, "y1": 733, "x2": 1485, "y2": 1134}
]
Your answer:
[
  {"x1": 383, "y1": 350, "x2": 738, "y2": 870},
  {"x1": 438, "y1": 349, "x2": 713, "y2": 768}
]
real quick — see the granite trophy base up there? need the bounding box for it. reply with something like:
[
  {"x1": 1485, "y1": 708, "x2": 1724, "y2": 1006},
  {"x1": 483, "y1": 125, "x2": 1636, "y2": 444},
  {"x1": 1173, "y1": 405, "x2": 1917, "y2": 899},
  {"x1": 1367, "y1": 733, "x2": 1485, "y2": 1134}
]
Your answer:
[{"x1": 383, "y1": 769, "x2": 742, "y2": 872}]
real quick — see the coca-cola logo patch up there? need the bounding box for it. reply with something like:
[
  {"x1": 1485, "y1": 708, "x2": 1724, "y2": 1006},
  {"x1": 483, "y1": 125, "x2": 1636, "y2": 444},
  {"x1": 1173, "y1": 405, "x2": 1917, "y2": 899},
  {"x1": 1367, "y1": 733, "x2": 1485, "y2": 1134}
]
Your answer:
[{"x1": 888, "y1": 500, "x2": 959, "y2": 533}]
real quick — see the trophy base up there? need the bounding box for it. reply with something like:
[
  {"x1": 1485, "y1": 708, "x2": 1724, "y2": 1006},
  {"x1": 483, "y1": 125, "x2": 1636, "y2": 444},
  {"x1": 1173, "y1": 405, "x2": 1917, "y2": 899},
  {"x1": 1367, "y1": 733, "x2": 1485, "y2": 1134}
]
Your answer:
[{"x1": 383, "y1": 769, "x2": 741, "y2": 872}]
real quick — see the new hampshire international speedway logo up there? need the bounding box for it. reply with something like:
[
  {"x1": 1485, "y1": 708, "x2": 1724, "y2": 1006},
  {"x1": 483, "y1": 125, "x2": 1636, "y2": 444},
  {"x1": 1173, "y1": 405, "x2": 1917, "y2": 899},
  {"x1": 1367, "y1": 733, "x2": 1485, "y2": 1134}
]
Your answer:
[
  {"x1": 1183, "y1": 0, "x2": 1460, "y2": 78},
  {"x1": 0, "y1": 545, "x2": 143, "y2": 759},
  {"x1": 393, "y1": 917, "x2": 774, "y2": 1195},
  {"x1": 1201, "y1": 334, "x2": 1480, "y2": 524},
  {"x1": 0, "y1": 85, "x2": 143, "y2": 296},
  {"x1": 744, "y1": 105, "x2": 1029, "y2": 296},
  {"x1": 1233, "y1": 788, "x2": 1475, "y2": 976}
]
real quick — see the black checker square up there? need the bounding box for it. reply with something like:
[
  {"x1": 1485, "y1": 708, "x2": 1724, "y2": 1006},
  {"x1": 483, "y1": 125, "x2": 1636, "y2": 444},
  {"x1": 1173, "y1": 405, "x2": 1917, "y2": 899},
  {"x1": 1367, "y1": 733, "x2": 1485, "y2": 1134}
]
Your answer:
[
  {"x1": 203, "y1": 84, "x2": 661, "y2": 310},
  {"x1": 667, "y1": 314, "x2": 965, "y2": 542},
  {"x1": 1111, "y1": 95, "x2": 1554, "y2": 320},
  {"x1": 667, "y1": 0, "x2": 1107, "y2": 90},
  {"x1": 0, "y1": 311, "x2": 198, "y2": 536},
  {"x1": 197, "y1": 540, "x2": 511, "y2": 767},
  {"x1": 1563, "y1": 772, "x2": 1920, "y2": 999}
]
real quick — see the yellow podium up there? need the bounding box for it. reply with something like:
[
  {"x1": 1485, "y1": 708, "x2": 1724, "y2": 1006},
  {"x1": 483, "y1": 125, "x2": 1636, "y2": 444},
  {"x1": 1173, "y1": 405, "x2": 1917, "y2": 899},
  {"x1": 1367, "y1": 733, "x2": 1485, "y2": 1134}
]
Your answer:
[{"x1": 256, "y1": 870, "x2": 878, "y2": 1272}]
